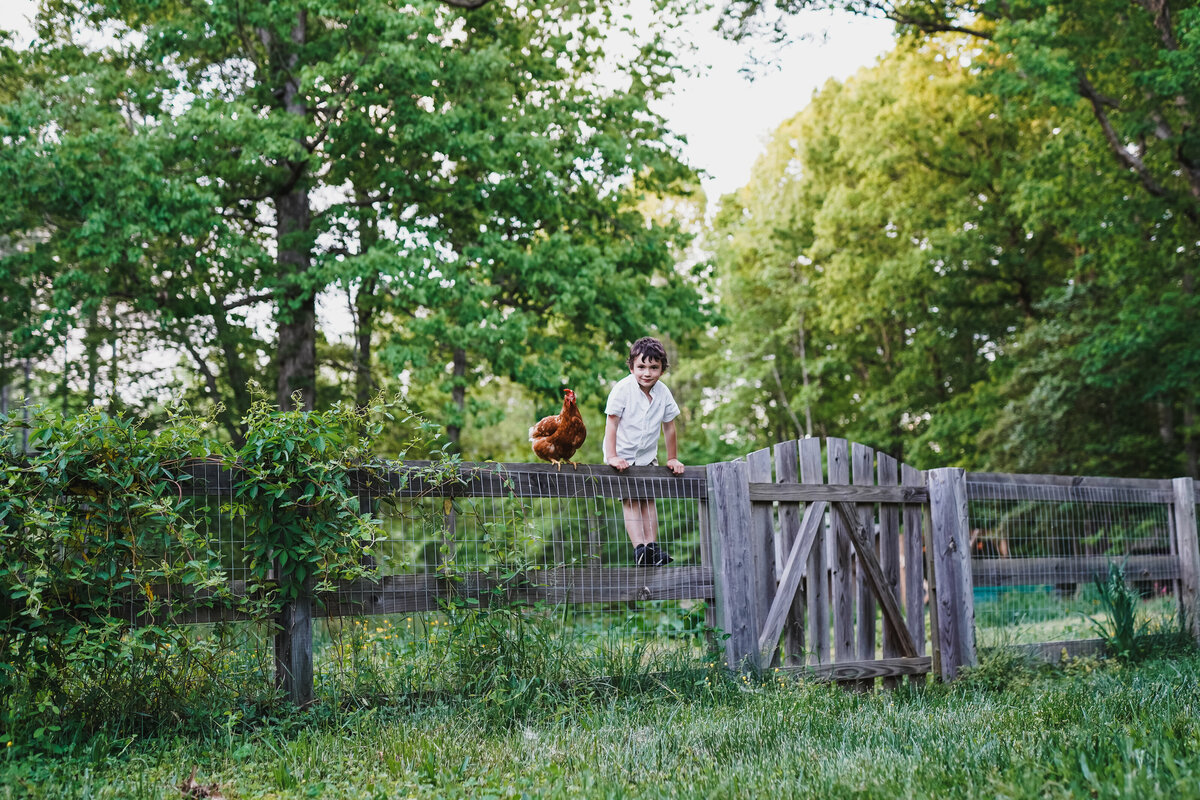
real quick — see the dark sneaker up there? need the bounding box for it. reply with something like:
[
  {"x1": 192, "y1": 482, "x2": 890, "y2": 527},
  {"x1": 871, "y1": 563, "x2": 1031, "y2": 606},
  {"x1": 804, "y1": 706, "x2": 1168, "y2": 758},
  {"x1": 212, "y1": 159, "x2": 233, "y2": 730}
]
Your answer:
[
  {"x1": 634, "y1": 544, "x2": 649, "y2": 567},
  {"x1": 646, "y1": 542, "x2": 673, "y2": 566}
]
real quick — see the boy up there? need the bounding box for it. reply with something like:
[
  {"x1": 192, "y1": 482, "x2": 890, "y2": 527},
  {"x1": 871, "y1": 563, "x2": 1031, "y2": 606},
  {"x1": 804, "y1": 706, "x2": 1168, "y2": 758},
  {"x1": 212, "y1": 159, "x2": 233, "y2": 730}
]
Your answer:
[{"x1": 602, "y1": 337, "x2": 684, "y2": 567}]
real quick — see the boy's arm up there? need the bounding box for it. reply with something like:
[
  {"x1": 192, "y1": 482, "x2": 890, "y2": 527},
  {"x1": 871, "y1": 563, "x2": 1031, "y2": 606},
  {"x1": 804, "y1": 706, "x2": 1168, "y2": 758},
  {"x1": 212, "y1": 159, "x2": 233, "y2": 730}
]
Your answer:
[
  {"x1": 604, "y1": 414, "x2": 629, "y2": 471},
  {"x1": 663, "y1": 419, "x2": 684, "y2": 474}
]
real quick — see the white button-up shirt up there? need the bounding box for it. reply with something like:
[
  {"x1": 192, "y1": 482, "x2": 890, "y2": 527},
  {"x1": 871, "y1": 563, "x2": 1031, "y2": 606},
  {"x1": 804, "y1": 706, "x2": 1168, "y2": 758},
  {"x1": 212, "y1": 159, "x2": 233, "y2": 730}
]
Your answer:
[{"x1": 603, "y1": 373, "x2": 680, "y2": 465}]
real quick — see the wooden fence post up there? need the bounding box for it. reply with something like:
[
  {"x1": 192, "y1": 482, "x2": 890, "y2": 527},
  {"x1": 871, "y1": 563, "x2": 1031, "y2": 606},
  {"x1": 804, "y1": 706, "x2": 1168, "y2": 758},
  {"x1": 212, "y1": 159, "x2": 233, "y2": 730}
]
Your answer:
[
  {"x1": 926, "y1": 467, "x2": 976, "y2": 680},
  {"x1": 826, "y1": 438, "x2": 854, "y2": 663},
  {"x1": 902, "y1": 464, "x2": 927, "y2": 687},
  {"x1": 275, "y1": 580, "x2": 314, "y2": 706},
  {"x1": 708, "y1": 460, "x2": 761, "y2": 671},
  {"x1": 1172, "y1": 478, "x2": 1200, "y2": 643},
  {"x1": 852, "y1": 443, "x2": 876, "y2": 673}
]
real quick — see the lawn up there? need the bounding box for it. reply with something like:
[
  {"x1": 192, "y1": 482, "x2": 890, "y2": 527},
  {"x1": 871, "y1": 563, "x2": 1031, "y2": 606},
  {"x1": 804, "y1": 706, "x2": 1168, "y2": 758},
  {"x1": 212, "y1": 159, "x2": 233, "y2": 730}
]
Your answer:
[{"x1": 2, "y1": 649, "x2": 1198, "y2": 799}]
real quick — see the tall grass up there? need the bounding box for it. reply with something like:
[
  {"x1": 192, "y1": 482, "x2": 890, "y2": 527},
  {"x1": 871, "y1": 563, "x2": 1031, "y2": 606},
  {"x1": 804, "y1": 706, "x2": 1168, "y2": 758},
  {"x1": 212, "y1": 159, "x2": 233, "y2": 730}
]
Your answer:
[{"x1": 3, "y1": 651, "x2": 1200, "y2": 799}]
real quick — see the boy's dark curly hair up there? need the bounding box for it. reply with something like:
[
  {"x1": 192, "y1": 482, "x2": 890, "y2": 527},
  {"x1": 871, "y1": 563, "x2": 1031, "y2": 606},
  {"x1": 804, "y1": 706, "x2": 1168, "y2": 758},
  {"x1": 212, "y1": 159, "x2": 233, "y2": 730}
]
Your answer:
[{"x1": 627, "y1": 337, "x2": 669, "y2": 371}]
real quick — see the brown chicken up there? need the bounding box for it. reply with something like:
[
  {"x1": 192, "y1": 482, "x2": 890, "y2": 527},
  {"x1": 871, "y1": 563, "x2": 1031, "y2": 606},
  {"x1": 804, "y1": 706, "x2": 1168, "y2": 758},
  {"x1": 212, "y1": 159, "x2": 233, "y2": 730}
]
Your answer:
[{"x1": 529, "y1": 388, "x2": 587, "y2": 470}]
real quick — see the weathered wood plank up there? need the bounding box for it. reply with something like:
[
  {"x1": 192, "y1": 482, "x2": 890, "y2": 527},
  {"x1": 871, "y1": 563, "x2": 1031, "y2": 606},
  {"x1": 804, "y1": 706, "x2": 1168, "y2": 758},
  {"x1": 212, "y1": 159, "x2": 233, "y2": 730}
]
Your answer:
[
  {"x1": 901, "y1": 465, "x2": 926, "y2": 658},
  {"x1": 827, "y1": 439, "x2": 854, "y2": 663},
  {"x1": 799, "y1": 439, "x2": 829, "y2": 665},
  {"x1": 999, "y1": 635, "x2": 1184, "y2": 664},
  {"x1": 356, "y1": 462, "x2": 708, "y2": 500},
  {"x1": 746, "y1": 447, "x2": 778, "y2": 666},
  {"x1": 830, "y1": 501, "x2": 919, "y2": 659},
  {"x1": 109, "y1": 584, "x2": 253, "y2": 626},
  {"x1": 709, "y1": 460, "x2": 760, "y2": 670},
  {"x1": 986, "y1": 638, "x2": 1106, "y2": 663},
  {"x1": 698, "y1": 498, "x2": 716, "y2": 637},
  {"x1": 757, "y1": 501, "x2": 828, "y2": 667},
  {"x1": 927, "y1": 468, "x2": 976, "y2": 680},
  {"x1": 1172, "y1": 477, "x2": 1200, "y2": 643},
  {"x1": 318, "y1": 566, "x2": 716, "y2": 616},
  {"x1": 773, "y1": 441, "x2": 806, "y2": 665},
  {"x1": 852, "y1": 443, "x2": 877, "y2": 674},
  {"x1": 748, "y1": 484, "x2": 928, "y2": 503},
  {"x1": 778, "y1": 656, "x2": 932, "y2": 683},
  {"x1": 971, "y1": 555, "x2": 1180, "y2": 586},
  {"x1": 965, "y1": 472, "x2": 1170, "y2": 503},
  {"x1": 275, "y1": 582, "x2": 314, "y2": 707},
  {"x1": 922, "y1": 501, "x2": 941, "y2": 679},
  {"x1": 110, "y1": 566, "x2": 715, "y2": 624},
  {"x1": 877, "y1": 454, "x2": 902, "y2": 688},
  {"x1": 176, "y1": 459, "x2": 708, "y2": 500}
]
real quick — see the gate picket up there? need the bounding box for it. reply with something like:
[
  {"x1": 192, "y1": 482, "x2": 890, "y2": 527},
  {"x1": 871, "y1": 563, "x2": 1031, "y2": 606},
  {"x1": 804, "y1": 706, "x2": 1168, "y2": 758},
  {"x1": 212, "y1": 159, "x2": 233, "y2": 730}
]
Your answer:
[
  {"x1": 798, "y1": 439, "x2": 830, "y2": 665},
  {"x1": 773, "y1": 440, "x2": 806, "y2": 665},
  {"x1": 827, "y1": 439, "x2": 854, "y2": 663}
]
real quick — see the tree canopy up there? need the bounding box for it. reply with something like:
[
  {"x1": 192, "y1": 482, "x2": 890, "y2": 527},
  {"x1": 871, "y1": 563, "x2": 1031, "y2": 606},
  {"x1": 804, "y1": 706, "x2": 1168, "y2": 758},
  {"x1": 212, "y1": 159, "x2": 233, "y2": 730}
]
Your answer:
[
  {"x1": 0, "y1": 0, "x2": 710, "y2": 450},
  {"x1": 697, "y1": 3, "x2": 1200, "y2": 476}
]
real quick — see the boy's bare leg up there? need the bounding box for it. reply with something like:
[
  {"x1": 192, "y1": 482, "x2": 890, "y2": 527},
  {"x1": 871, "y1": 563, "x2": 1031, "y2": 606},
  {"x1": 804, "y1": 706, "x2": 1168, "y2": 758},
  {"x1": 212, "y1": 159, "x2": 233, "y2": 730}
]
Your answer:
[
  {"x1": 624, "y1": 499, "x2": 670, "y2": 565},
  {"x1": 622, "y1": 499, "x2": 650, "y2": 546},
  {"x1": 640, "y1": 499, "x2": 659, "y2": 543}
]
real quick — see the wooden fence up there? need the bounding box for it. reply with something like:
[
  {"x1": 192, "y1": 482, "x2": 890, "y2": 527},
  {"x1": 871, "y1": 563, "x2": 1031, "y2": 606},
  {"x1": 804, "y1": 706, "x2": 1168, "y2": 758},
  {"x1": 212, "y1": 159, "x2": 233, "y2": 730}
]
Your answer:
[
  {"x1": 152, "y1": 442, "x2": 1200, "y2": 703},
  {"x1": 712, "y1": 443, "x2": 1200, "y2": 685}
]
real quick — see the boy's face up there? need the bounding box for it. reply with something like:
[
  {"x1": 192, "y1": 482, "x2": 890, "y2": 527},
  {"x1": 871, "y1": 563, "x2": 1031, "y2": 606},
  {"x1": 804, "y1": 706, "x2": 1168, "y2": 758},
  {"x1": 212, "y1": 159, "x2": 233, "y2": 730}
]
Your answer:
[{"x1": 630, "y1": 354, "x2": 664, "y2": 391}]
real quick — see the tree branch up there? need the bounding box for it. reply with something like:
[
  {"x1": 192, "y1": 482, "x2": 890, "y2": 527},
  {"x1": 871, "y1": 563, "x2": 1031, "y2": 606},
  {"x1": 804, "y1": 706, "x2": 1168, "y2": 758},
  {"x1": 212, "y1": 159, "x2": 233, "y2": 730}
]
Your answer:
[
  {"x1": 1076, "y1": 72, "x2": 1175, "y2": 201},
  {"x1": 1132, "y1": 0, "x2": 1180, "y2": 50},
  {"x1": 223, "y1": 292, "x2": 274, "y2": 311}
]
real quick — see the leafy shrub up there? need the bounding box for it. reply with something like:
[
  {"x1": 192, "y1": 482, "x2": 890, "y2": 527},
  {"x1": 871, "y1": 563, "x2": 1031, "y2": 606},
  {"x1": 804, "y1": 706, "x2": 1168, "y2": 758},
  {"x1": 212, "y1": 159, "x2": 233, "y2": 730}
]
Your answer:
[
  {"x1": 0, "y1": 392, "x2": 428, "y2": 744},
  {"x1": 0, "y1": 404, "x2": 233, "y2": 742},
  {"x1": 235, "y1": 391, "x2": 395, "y2": 608}
]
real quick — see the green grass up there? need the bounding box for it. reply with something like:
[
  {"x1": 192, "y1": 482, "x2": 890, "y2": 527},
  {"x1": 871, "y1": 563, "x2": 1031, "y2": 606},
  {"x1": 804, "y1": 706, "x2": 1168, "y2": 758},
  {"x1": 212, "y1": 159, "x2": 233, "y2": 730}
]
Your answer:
[
  {"x1": 974, "y1": 589, "x2": 1178, "y2": 647},
  {"x1": 3, "y1": 651, "x2": 1200, "y2": 799}
]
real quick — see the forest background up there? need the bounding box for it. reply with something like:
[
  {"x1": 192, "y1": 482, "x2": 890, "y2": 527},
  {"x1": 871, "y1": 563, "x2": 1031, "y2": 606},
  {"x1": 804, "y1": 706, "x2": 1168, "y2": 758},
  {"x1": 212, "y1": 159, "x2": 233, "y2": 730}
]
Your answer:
[{"x1": 1, "y1": 0, "x2": 1198, "y2": 480}]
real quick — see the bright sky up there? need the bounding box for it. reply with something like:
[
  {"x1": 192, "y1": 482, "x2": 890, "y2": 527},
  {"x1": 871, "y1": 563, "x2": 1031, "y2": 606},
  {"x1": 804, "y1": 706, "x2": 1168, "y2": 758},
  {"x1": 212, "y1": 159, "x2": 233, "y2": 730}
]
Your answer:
[
  {"x1": 661, "y1": 8, "x2": 894, "y2": 199},
  {"x1": 0, "y1": 0, "x2": 894, "y2": 201}
]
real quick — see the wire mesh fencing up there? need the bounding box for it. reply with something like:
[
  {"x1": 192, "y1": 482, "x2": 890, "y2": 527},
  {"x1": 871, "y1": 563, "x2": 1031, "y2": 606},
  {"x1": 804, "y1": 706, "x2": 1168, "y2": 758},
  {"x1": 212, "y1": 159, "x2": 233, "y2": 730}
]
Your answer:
[
  {"x1": 306, "y1": 464, "x2": 712, "y2": 696},
  {"x1": 81, "y1": 461, "x2": 715, "y2": 701},
  {"x1": 966, "y1": 476, "x2": 1179, "y2": 648}
]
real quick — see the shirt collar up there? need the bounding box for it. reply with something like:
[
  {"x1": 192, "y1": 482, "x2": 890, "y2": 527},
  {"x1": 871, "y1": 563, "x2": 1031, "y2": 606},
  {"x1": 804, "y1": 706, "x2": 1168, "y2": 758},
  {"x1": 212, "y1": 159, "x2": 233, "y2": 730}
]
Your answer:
[{"x1": 632, "y1": 376, "x2": 660, "y2": 402}]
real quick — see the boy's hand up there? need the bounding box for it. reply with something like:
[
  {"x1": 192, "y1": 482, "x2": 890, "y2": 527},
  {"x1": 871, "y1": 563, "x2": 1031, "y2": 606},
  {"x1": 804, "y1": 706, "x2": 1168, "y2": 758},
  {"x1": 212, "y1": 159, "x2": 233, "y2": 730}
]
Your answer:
[
  {"x1": 607, "y1": 456, "x2": 630, "y2": 471},
  {"x1": 666, "y1": 458, "x2": 684, "y2": 475}
]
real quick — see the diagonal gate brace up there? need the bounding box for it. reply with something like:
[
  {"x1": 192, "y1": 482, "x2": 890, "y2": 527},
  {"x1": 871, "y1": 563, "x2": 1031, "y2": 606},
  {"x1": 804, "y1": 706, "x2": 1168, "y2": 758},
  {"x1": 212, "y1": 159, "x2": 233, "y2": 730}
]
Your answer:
[
  {"x1": 830, "y1": 500, "x2": 918, "y2": 659},
  {"x1": 758, "y1": 499, "x2": 919, "y2": 666},
  {"x1": 757, "y1": 501, "x2": 827, "y2": 664}
]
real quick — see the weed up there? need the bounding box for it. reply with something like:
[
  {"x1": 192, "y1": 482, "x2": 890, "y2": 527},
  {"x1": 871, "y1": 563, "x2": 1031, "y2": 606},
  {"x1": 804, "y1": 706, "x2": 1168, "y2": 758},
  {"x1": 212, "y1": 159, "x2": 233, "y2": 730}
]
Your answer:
[{"x1": 1085, "y1": 562, "x2": 1154, "y2": 662}]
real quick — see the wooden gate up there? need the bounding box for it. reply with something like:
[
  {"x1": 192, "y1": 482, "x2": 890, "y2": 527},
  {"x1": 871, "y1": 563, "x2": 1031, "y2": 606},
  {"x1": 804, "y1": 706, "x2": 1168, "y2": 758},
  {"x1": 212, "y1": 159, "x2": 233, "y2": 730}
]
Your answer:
[{"x1": 706, "y1": 438, "x2": 976, "y2": 683}]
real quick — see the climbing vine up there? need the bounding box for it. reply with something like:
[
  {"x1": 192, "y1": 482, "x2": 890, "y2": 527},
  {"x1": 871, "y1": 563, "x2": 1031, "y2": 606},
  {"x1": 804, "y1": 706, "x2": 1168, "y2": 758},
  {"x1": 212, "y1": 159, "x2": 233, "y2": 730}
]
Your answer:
[{"x1": 0, "y1": 390, "x2": 447, "y2": 740}]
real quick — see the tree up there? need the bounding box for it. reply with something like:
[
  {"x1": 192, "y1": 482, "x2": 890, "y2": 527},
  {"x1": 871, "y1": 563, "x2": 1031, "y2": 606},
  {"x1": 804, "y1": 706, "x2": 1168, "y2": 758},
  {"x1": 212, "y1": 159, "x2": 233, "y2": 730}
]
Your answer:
[
  {"x1": 717, "y1": 0, "x2": 1200, "y2": 475},
  {"x1": 0, "y1": 0, "x2": 709, "y2": 451},
  {"x1": 704, "y1": 39, "x2": 1070, "y2": 465}
]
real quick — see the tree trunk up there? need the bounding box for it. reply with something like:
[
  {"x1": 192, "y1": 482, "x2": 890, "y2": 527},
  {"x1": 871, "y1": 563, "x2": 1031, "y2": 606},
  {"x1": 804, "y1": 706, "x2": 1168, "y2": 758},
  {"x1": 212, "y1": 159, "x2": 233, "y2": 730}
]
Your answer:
[
  {"x1": 1158, "y1": 401, "x2": 1176, "y2": 446},
  {"x1": 797, "y1": 310, "x2": 813, "y2": 438},
  {"x1": 354, "y1": 206, "x2": 380, "y2": 407},
  {"x1": 446, "y1": 346, "x2": 467, "y2": 452},
  {"x1": 85, "y1": 307, "x2": 100, "y2": 405},
  {"x1": 214, "y1": 314, "x2": 250, "y2": 447},
  {"x1": 270, "y1": 12, "x2": 316, "y2": 412},
  {"x1": 354, "y1": 276, "x2": 377, "y2": 407},
  {"x1": 1184, "y1": 398, "x2": 1199, "y2": 478}
]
